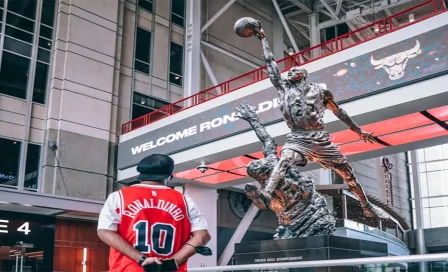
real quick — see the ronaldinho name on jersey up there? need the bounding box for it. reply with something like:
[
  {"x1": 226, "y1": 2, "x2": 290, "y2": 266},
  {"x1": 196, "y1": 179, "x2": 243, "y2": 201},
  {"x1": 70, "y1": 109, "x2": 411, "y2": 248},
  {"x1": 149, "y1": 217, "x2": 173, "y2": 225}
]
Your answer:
[{"x1": 122, "y1": 198, "x2": 185, "y2": 221}]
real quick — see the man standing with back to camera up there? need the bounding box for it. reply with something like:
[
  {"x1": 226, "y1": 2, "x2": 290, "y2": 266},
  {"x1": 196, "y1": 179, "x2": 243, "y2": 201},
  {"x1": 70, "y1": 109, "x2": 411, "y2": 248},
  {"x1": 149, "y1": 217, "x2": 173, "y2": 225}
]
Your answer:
[{"x1": 98, "y1": 154, "x2": 211, "y2": 271}]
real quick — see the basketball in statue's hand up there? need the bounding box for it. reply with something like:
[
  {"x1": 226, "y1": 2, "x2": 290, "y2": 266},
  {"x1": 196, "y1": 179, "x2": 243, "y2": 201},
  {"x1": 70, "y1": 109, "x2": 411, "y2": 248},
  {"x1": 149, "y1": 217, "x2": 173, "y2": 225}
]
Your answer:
[{"x1": 234, "y1": 17, "x2": 259, "y2": 38}]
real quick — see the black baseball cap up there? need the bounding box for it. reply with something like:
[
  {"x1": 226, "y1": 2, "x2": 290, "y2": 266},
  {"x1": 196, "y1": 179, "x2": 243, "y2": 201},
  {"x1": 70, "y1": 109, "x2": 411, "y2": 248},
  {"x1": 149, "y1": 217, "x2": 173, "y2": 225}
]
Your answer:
[{"x1": 136, "y1": 154, "x2": 174, "y2": 181}]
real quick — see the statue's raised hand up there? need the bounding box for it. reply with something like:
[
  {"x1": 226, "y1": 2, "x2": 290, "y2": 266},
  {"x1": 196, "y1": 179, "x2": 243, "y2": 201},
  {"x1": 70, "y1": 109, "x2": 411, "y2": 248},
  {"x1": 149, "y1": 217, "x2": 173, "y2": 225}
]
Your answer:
[
  {"x1": 236, "y1": 104, "x2": 259, "y2": 122},
  {"x1": 254, "y1": 20, "x2": 265, "y2": 40}
]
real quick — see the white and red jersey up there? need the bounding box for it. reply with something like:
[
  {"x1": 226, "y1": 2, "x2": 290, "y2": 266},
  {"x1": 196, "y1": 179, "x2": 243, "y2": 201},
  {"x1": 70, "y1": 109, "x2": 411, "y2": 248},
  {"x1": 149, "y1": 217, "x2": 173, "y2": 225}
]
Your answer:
[{"x1": 98, "y1": 184, "x2": 208, "y2": 272}]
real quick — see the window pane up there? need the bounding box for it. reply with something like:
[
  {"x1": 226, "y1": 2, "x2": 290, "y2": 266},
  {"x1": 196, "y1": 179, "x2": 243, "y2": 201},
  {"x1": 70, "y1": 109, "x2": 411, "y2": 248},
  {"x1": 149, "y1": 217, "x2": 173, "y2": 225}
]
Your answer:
[
  {"x1": 0, "y1": 51, "x2": 30, "y2": 99},
  {"x1": 171, "y1": 0, "x2": 185, "y2": 17},
  {"x1": 427, "y1": 171, "x2": 446, "y2": 196},
  {"x1": 134, "y1": 60, "x2": 149, "y2": 74},
  {"x1": 138, "y1": 0, "x2": 153, "y2": 12},
  {"x1": 153, "y1": 98, "x2": 169, "y2": 109},
  {"x1": 325, "y1": 26, "x2": 336, "y2": 41},
  {"x1": 8, "y1": 0, "x2": 37, "y2": 20},
  {"x1": 6, "y1": 12, "x2": 35, "y2": 32},
  {"x1": 135, "y1": 27, "x2": 151, "y2": 63},
  {"x1": 5, "y1": 25, "x2": 33, "y2": 43},
  {"x1": 419, "y1": 172, "x2": 428, "y2": 197},
  {"x1": 132, "y1": 93, "x2": 171, "y2": 120},
  {"x1": 39, "y1": 24, "x2": 52, "y2": 39},
  {"x1": 4, "y1": 36, "x2": 32, "y2": 57},
  {"x1": 33, "y1": 62, "x2": 49, "y2": 104},
  {"x1": 25, "y1": 143, "x2": 40, "y2": 190},
  {"x1": 37, "y1": 48, "x2": 51, "y2": 63},
  {"x1": 0, "y1": 138, "x2": 21, "y2": 187},
  {"x1": 172, "y1": 14, "x2": 184, "y2": 27},
  {"x1": 169, "y1": 73, "x2": 182, "y2": 86},
  {"x1": 425, "y1": 146, "x2": 443, "y2": 161},
  {"x1": 41, "y1": 0, "x2": 56, "y2": 27},
  {"x1": 337, "y1": 23, "x2": 349, "y2": 36},
  {"x1": 133, "y1": 92, "x2": 149, "y2": 105},
  {"x1": 427, "y1": 161, "x2": 443, "y2": 172},
  {"x1": 132, "y1": 103, "x2": 154, "y2": 120},
  {"x1": 38, "y1": 37, "x2": 52, "y2": 50},
  {"x1": 169, "y1": 42, "x2": 183, "y2": 75}
]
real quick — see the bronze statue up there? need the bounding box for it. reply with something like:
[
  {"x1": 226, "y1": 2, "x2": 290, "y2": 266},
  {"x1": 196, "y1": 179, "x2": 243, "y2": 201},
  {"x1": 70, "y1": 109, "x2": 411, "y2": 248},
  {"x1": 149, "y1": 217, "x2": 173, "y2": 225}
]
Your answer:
[
  {"x1": 236, "y1": 104, "x2": 335, "y2": 238},
  {"x1": 236, "y1": 18, "x2": 379, "y2": 218}
]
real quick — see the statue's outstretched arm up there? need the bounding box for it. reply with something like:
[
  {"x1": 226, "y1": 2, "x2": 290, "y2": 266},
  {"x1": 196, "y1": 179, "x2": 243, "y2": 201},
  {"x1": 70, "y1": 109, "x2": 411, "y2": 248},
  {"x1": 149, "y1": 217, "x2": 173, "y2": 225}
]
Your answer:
[
  {"x1": 323, "y1": 89, "x2": 377, "y2": 144},
  {"x1": 236, "y1": 104, "x2": 278, "y2": 158},
  {"x1": 254, "y1": 22, "x2": 284, "y2": 98}
]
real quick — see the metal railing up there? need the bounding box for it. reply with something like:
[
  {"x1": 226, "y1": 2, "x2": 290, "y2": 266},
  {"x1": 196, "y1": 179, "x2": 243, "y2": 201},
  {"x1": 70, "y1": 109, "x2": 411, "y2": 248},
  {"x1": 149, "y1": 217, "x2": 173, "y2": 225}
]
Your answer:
[
  {"x1": 189, "y1": 253, "x2": 448, "y2": 271},
  {"x1": 122, "y1": 0, "x2": 447, "y2": 134}
]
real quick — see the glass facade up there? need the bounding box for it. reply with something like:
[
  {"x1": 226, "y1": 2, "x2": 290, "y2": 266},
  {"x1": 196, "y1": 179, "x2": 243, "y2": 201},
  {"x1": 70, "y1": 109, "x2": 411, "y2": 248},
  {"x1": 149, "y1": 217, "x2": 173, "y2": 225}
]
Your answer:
[
  {"x1": 0, "y1": 0, "x2": 55, "y2": 104},
  {"x1": 411, "y1": 144, "x2": 448, "y2": 229}
]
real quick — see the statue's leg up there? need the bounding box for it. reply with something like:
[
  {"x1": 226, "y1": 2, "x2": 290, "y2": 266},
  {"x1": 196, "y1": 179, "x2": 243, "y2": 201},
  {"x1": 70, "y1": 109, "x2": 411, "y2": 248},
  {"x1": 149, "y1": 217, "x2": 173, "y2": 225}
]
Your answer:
[
  {"x1": 330, "y1": 162, "x2": 375, "y2": 218},
  {"x1": 261, "y1": 149, "x2": 303, "y2": 199}
]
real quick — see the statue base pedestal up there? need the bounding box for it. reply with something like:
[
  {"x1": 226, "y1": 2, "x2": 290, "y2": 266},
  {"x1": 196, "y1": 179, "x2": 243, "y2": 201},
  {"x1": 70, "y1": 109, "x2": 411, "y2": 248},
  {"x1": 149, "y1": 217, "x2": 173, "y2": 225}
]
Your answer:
[{"x1": 233, "y1": 236, "x2": 389, "y2": 272}]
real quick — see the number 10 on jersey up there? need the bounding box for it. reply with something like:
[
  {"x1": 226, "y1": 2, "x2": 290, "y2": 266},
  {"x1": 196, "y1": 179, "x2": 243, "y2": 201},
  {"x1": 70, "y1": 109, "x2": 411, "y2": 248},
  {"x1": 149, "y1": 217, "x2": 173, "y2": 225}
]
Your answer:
[{"x1": 133, "y1": 221, "x2": 176, "y2": 256}]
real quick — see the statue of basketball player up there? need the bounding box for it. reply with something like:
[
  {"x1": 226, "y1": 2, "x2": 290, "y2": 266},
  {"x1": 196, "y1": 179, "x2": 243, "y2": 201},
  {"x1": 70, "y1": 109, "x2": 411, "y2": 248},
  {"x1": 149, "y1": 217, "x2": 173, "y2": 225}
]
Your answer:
[{"x1": 251, "y1": 21, "x2": 378, "y2": 217}]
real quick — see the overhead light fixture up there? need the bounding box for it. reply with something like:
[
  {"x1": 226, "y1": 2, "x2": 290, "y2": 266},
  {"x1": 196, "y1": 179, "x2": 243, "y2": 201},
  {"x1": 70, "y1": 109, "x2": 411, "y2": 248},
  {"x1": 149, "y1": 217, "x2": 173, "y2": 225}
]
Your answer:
[
  {"x1": 374, "y1": 26, "x2": 380, "y2": 32},
  {"x1": 288, "y1": 48, "x2": 294, "y2": 55},
  {"x1": 409, "y1": 14, "x2": 415, "y2": 22}
]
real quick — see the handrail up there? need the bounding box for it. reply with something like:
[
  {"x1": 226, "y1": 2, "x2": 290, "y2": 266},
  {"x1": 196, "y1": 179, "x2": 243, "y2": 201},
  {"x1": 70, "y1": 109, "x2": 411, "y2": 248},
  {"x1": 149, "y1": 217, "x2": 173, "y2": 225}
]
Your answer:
[
  {"x1": 122, "y1": 0, "x2": 446, "y2": 134},
  {"x1": 189, "y1": 253, "x2": 448, "y2": 271}
]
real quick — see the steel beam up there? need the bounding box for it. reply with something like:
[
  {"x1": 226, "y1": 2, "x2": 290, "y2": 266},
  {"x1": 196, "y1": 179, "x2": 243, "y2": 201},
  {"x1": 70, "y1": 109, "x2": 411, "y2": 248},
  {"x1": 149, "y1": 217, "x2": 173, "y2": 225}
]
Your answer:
[
  {"x1": 200, "y1": 41, "x2": 259, "y2": 69},
  {"x1": 200, "y1": 50, "x2": 219, "y2": 86},
  {"x1": 201, "y1": 0, "x2": 236, "y2": 33},
  {"x1": 318, "y1": 0, "x2": 414, "y2": 29},
  {"x1": 272, "y1": 0, "x2": 299, "y2": 52},
  {"x1": 335, "y1": 0, "x2": 343, "y2": 15},
  {"x1": 217, "y1": 204, "x2": 260, "y2": 266},
  {"x1": 288, "y1": 0, "x2": 313, "y2": 13},
  {"x1": 319, "y1": 0, "x2": 339, "y2": 20},
  {"x1": 291, "y1": 20, "x2": 309, "y2": 28},
  {"x1": 289, "y1": 20, "x2": 310, "y2": 40}
]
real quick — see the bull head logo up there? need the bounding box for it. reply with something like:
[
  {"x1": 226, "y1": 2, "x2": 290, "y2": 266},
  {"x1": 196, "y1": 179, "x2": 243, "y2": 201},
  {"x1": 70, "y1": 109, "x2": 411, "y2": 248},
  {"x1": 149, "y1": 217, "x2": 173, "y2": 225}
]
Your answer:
[{"x1": 370, "y1": 40, "x2": 421, "y2": 80}]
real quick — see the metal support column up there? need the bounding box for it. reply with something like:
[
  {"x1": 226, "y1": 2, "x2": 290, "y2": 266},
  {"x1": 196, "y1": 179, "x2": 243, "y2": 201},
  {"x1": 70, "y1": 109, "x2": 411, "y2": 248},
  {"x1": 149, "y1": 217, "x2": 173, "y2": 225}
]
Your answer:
[
  {"x1": 410, "y1": 150, "x2": 428, "y2": 272},
  {"x1": 218, "y1": 204, "x2": 260, "y2": 266},
  {"x1": 184, "y1": 0, "x2": 201, "y2": 101},
  {"x1": 308, "y1": 12, "x2": 320, "y2": 46},
  {"x1": 272, "y1": 12, "x2": 284, "y2": 60},
  {"x1": 272, "y1": 0, "x2": 299, "y2": 53}
]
